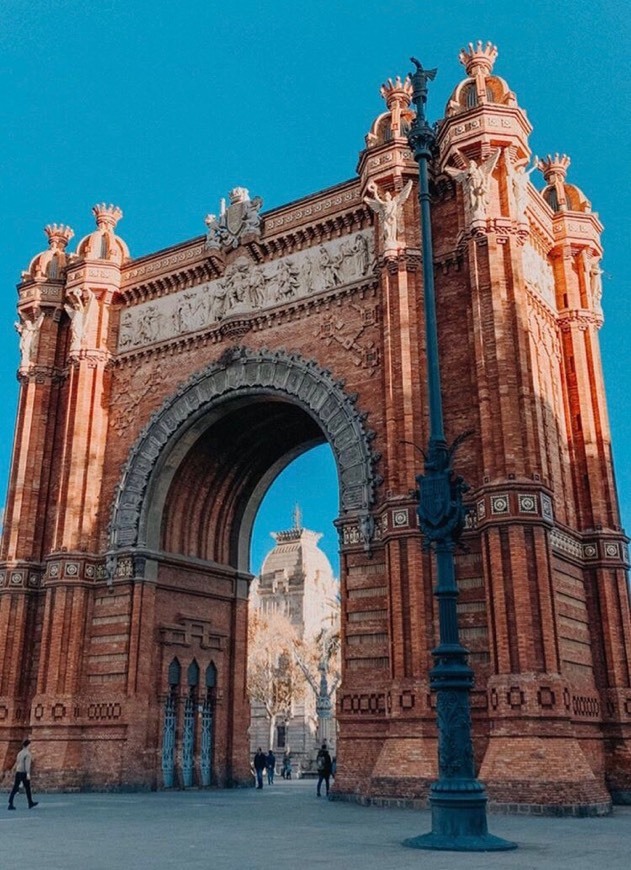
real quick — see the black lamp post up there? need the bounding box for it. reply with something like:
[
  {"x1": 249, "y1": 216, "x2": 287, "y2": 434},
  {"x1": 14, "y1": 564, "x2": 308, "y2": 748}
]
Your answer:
[{"x1": 402, "y1": 57, "x2": 516, "y2": 852}]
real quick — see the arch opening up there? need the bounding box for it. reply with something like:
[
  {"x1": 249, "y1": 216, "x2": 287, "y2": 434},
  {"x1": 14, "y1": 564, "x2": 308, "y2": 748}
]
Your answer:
[
  {"x1": 159, "y1": 396, "x2": 330, "y2": 572},
  {"x1": 110, "y1": 348, "x2": 379, "y2": 564}
]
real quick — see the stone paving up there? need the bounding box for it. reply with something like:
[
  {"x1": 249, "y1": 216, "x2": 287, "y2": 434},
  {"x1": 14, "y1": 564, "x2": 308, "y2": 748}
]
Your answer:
[{"x1": 1, "y1": 779, "x2": 630, "y2": 870}]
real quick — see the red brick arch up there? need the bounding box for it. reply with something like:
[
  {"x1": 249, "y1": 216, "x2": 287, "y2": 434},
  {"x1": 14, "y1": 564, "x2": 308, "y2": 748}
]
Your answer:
[{"x1": 109, "y1": 346, "x2": 380, "y2": 563}]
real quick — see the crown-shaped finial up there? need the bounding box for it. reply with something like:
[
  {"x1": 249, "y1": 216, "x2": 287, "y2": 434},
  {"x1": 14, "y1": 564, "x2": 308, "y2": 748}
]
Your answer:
[
  {"x1": 380, "y1": 75, "x2": 413, "y2": 111},
  {"x1": 459, "y1": 40, "x2": 498, "y2": 77},
  {"x1": 92, "y1": 203, "x2": 123, "y2": 230},
  {"x1": 44, "y1": 224, "x2": 74, "y2": 250},
  {"x1": 537, "y1": 153, "x2": 571, "y2": 183}
]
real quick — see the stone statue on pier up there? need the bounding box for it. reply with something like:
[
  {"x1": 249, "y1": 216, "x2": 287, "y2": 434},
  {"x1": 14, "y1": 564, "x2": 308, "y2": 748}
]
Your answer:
[
  {"x1": 505, "y1": 151, "x2": 538, "y2": 220},
  {"x1": 15, "y1": 309, "x2": 44, "y2": 369},
  {"x1": 364, "y1": 180, "x2": 413, "y2": 250},
  {"x1": 64, "y1": 288, "x2": 96, "y2": 353},
  {"x1": 445, "y1": 149, "x2": 500, "y2": 221}
]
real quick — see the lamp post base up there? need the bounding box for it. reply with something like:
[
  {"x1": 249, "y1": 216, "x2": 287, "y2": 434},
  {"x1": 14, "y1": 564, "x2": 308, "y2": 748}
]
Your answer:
[
  {"x1": 403, "y1": 781, "x2": 517, "y2": 852},
  {"x1": 403, "y1": 832, "x2": 517, "y2": 852}
]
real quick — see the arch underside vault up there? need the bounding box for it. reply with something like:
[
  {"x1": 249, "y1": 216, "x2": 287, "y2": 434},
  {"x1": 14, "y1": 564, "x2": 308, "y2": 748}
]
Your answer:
[{"x1": 110, "y1": 347, "x2": 380, "y2": 570}]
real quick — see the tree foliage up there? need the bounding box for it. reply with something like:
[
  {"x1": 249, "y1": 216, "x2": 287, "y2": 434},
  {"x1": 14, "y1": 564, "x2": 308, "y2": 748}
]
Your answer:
[{"x1": 247, "y1": 609, "x2": 305, "y2": 724}]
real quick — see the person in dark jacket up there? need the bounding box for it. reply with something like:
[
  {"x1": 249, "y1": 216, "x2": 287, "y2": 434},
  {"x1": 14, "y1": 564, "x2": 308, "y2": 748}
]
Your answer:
[
  {"x1": 281, "y1": 751, "x2": 292, "y2": 779},
  {"x1": 266, "y1": 749, "x2": 276, "y2": 785},
  {"x1": 253, "y1": 748, "x2": 267, "y2": 789},
  {"x1": 315, "y1": 742, "x2": 333, "y2": 797}
]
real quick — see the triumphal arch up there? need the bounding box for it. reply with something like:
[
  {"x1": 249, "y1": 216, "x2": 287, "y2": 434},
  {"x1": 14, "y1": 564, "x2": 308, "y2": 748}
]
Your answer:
[{"x1": 2, "y1": 43, "x2": 630, "y2": 812}]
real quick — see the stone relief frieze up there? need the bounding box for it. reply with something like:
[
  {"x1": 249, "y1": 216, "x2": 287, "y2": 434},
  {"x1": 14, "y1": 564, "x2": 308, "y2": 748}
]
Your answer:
[
  {"x1": 522, "y1": 243, "x2": 556, "y2": 309},
  {"x1": 117, "y1": 232, "x2": 374, "y2": 352}
]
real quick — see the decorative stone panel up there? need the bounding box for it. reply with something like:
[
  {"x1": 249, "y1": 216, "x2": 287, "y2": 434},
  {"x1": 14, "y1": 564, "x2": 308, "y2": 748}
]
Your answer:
[
  {"x1": 518, "y1": 493, "x2": 538, "y2": 513},
  {"x1": 541, "y1": 493, "x2": 554, "y2": 522},
  {"x1": 491, "y1": 494, "x2": 509, "y2": 515},
  {"x1": 339, "y1": 692, "x2": 386, "y2": 716}
]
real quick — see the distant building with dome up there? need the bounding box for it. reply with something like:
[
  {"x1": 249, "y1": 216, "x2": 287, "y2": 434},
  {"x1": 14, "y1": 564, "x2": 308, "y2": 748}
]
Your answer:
[{"x1": 249, "y1": 508, "x2": 339, "y2": 773}]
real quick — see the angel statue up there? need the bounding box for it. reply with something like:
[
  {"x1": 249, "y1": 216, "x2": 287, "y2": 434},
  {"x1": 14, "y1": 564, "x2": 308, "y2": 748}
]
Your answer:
[
  {"x1": 15, "y1": 308, "x2": 45, "y2": 369},
  {"x1": 64, "y1": 288, "x2": 96, "y2": 353},
  {"x1": 364, "y1": 180, "x2": 413, "y2": 250},
  {"x1": 589, "y1": 255, "x2": 604, "y2": 311},
  {"x1": 506, "y1": 152, "x2": 539, "y2": 219},
  {"x1": 445, "y1": 149, "x2": 500, "y2": 221}
]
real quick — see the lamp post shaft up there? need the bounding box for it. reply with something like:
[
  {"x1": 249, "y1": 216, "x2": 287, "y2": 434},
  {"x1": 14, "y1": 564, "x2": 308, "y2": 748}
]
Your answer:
[{"x1": 402, "y1": 57, "x2": 516, "y2": 853}]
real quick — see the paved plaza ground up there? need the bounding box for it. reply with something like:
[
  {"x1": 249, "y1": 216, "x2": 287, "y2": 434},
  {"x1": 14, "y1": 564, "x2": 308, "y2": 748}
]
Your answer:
[{"x1": 1, "y1": 779, "x2": 630, "y2": 870}]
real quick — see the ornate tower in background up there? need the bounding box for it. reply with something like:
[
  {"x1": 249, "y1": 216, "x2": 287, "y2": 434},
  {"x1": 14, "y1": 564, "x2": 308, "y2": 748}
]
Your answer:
[{"x1": 249, "y1": 512, "x2": 339, "y2": 772}]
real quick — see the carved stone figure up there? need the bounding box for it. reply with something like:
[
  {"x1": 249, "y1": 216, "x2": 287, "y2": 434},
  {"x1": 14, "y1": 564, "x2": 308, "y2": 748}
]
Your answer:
[
  {"x1": 204, "y1": 213, "x2": 221, "y2": 248},
  {"x1": 445, "y1": 149, "x2": 500, "y2": 221},
  {"x1": 364, "y1": 180, "x2": 412, "y2": 249},
  {"x1": 275, "y1": 258, "x2": 301, "y2": 300},
  {"x1": 301, "y1": 255, "x2": 314, "y2": 292},
  {"x1": 318, "y1": 246, "x2": 342, "y2": 288},
  {"x1": 137, "y1": 305, "x2": 162, "y2": 345},
  {"x1": 210, "y1": 281, "x2": 228, "y2": 321},
  {"x1": 352, "y1": 232, "x2": 371, "y2": 275},
  {"x1": 205, "y1": 187, "x2": 264, "y2": 251},
  {"x1": 64, "y1": 288, "x2": 96, "y2": 353},
  {"x1": 246, "y1": 270, "x2": 265, "y2": 309},
  {"x1": 118, "y1": 310, "x2": 141, "y2": 351},
  {"x1": 15, "y1": 309, "x2": 44, "y2": 368},
  {"x1": 506, "y1": 152, "x2": 538, "y2": 219},
  {"x1": 589, "y1": 256, "x2": 604, "y2": 310},
  {"x1": 173, "y1": 291, "x2": 206, "y2": 334},
  {"x1": 223, "y1": 259, "x2": 251, "y2": 309}
]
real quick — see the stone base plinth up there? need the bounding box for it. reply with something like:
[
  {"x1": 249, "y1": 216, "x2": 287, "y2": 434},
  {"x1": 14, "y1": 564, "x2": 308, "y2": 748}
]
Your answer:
[{"x1": 480, "y1": 735, "x2": 611, "y2": 814}]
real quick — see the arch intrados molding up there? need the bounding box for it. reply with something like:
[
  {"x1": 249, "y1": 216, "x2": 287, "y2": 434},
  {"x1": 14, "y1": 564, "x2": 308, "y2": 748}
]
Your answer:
[{"x1": 110, "y1": 347, "x2": 379, "y2": 550}]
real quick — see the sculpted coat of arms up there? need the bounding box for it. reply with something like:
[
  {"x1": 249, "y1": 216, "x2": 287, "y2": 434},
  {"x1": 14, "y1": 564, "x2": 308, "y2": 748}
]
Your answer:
[{"x1": 205, "y1": 187, "x2": 263, "y2": 251}]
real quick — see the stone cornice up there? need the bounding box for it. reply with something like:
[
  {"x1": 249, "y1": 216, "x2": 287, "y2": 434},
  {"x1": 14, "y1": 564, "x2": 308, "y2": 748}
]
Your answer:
[
  {"x1": 0, "y1": 561, "x2": 45, "y2": 591},
  {"x1": 557, "y1": 308, "x2": 604, "y2": 332},
  {"x1": 356, "y1": 137, "x2": 417, "y2": 178},
  {"x1": 549, "y1": 525, "x2": 629, "y2": 568},
  {"x1": 17, "y1": 279, "x2": 65, "y2": 306},
  {"x1": 472, "y1": 481, "x2": 555, "y2": 529},
  {"x1": 551, "y1": 210, "x2": 603, "y2": 253},
  {"x1": 262, "y1": 178, "x2": 365, "y2": 235},
  {"x1": 437, "y1": 102, "x2": 533, "y2": 157}
]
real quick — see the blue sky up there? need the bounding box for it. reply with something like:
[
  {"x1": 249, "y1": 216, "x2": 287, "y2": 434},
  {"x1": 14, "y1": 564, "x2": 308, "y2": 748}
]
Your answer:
[{"x1": 1, "y1": 1, "x2": 629, "y2": 577}]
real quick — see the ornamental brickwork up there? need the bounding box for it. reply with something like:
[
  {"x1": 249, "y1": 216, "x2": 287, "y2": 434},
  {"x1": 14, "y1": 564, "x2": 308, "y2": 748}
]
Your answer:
[{"x1": 1, "y1": 42, "x2": 629, "y2": 813}]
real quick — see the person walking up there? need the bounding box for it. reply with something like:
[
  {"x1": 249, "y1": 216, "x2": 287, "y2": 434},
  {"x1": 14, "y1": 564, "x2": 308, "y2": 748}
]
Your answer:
[
  {"x1": 281, "y1": 751, "x2": 292, "y2": 780},
  {"x1": 266, "y1": 749, "x2": 276, "y2": 785},
  {"x1": 8, "y1": 739, "x2": 38, "y2": 810},
  {"x1": 253, "y1": 747, "x2": 267, "y2": 789},
  {"x1": 315, "y1": 742, "x2": 333, "y2": 797}
]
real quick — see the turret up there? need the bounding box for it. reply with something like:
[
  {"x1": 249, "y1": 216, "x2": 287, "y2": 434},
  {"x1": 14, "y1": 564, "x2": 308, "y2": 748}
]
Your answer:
[
  {"x1": 438, "y1": 41, "x2": 534, "y2": 234},
  {"x1": 64, "y1": 203, "x2": 128, "y2": 359},
  {"x1": 75, "y1": 203, "x2": 129, "y2": 264},
  {"x1": 51, "y1": 203, "x2": 128, "y2": 551},
  {"x1": 22, "y1": 224, "x2": 74, "y2": 282},
  {"x1": 357, "y1": 73, "x2": 418, "y2": 256}
]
